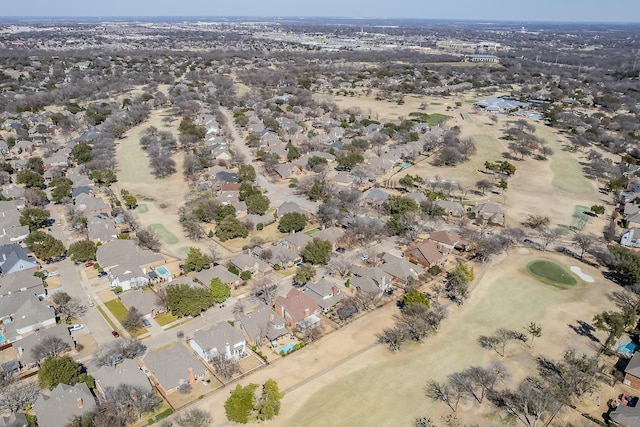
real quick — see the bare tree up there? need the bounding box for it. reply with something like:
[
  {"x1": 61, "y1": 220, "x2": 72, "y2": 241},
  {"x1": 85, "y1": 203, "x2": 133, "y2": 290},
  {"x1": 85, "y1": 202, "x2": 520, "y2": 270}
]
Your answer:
[
  {"x1": 0, "y1": 380, "x2": 40, "y2": 412},
  {"x1": 539, "y1": 228, "x2": 564, "y2": 251},
  {"x1": 175, "y1": 408, "x2": 212, "y2": 427},
  {"x1": 53, "y1": 292, "x2": 86, "y2": 322},
  {"x1": 253, "y1": 276, "x2": 279, "y2": 305},
  {"x1": 210, "y1": 354, "x2": 240, "y2": 380},
  {"x1": 377, "y1": 327, "x2": 404, "y2": 351},
  {"x1": 573, "y1": 233, "x2": 593, "y2": 259},
  {"x1": 31, "y1": 336, "x2": 71, "y2": 361},
  {"x1": 136, "y1": 229, "x2": 161, "y2": 251},
  {"x1": 425, "y1": 380, "x2": 460, "y2": 412}
]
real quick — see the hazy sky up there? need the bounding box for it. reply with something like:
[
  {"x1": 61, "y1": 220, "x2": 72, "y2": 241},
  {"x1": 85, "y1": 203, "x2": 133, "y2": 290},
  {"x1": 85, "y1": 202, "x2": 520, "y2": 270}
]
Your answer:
[{"x1": 4, "y1": 0, "x2": 640, "y2": 23}]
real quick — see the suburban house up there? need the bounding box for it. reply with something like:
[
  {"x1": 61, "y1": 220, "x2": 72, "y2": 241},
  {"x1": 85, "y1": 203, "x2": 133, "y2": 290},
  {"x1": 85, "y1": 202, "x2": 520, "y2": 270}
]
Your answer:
[
  {"x1": 0, "y1": 412, "x2": 28, "y2": 427},
  {"x1": 0, "y1": 269, "x2": 46, "y2": 298},
  {"x1": 93, "y1": 358, "x2": 152, "y2": 398},
  {"x1": 189, "y1": 322, "x2": 247, "y2": 362},
  {"x1": 2, "y1": 294, "x2": 56, "y2": 341},
  {"x1": 0, "y1": 243, "x2": 39, "y2": 274},
  {"x1": 119, "y1": 289, "x2": 159, "y2": 316},
  {"x1": 74, "y1": 193, "x2": 110, "y2": 216},
  {"x1": 350, "y1": 266, "x2": 393, "y2": 296},
  {"x1": 434, "y1": 200, "x2": 465, "y2": 217},
  {"x1": 428, "y1": 230, "x2": 463, "y2": 251},
  {"x1": 471, "y1": 202, "x2": 505, "y2": 225},
  {"x1": 380, "y1": 253, "x2": 424, "y2": 284},
  {"x1": 277, "y1": 201, "x2": 307, "y2": 217},
  {"x1": 0, "y1": 201, "x2": 29, "y2": 245},
  {"x1": 282, "y1": 232, "x2": 312, "y2": 254},
  {"x1": 624, "y1": 352, "x2": 640, "y2": 390},
  {"x1": 109, "y1": 264, "x2": 150, "y2": 291},
  {"x1": 229, "y1": 253, "x2": 272, "y2": 276},
  {"x1": 313, "y1": 227, "x2": 345, "y2": 249},
  {"x1": 33, "y1": 383, "x2": 97, "y2": 427},
  {"x1": 237, "y1": 302, "x2": 288, "y2": 345},
  {"x1": 274, "y1": 288, "x2": 321, "y2": 329},
  {"x1": 142, "y1": 343, "x2": 208, "y2": 395},
  {"x1": 621, "y1": 229, "x2": 640, "y2": 248},
  {"x1": 14, "y1": 324, "x2": 75, "y2": 367},
  {"x1": 96, "y1": 240, "x2": 164, "y2": 272},
  {"x1": 252, "y1": 245, "x2": 298, "y2": 269},
  {"x1": 195, "y1": 265, "x2": 241, "y2": 289},
  {"x1": 406, "y1": 240, "x2": 447, "y2": 268},
  {"x1": 364, "y1": 188, "x2": 389, "y2": 207},
  {"x1": 303, "y1": 278, "x2": 344, "y2": 313},
  {"x1": 87, "y1": 215, "x2": 118, "y2": 243}
]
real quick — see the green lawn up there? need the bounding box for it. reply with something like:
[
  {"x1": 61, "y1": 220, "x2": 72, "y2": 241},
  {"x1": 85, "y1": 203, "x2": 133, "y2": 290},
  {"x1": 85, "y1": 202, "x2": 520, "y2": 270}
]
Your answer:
[
  {"x1": 426, "y1": 113, "x2": 453, "y2": 126},
  {"x1": 104, "y1": 299, "x2": 128, "y2": 321},
  {"x1": 304, "y1": 228, "x2": 319, "y2": 235},
  {"x1": 155, "y1": 311, "x2": 178, "y2": 326},
  {"x1": 570, "y1": 205, "x2": 590, "y2": 230},
  {"x1": 526, "y1": 259, "x2": 577, "y2": 287},
  {"x1": 148, "y1": 223, "x2": 179, "y2": 244},
  {"x1": 104, "y1": 299, "x2": 147, "y2": 337}
]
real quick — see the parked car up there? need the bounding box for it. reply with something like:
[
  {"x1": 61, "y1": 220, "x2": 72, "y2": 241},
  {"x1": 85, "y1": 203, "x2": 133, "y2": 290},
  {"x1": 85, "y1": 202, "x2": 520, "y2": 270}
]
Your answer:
[
  {"x1": 68, "y1": 324, "x2": 84, "y2": 332},
  {"x1": 111, "y1": 330, "x2": 120, "y2": 338},
  {"x1": 336, "y1": 247, "x2": 346, "y2": 253},
  {"x1": 41, "y1": 270, "x2": 49, "y2": 277},
  {"x1": 87, "y1": 299, "x2": 94, "y2": 307},
  {"x1": 111, "y1": 356, "x2": 124, "y2": 366},
  {"x1": 361, "y1": 254, "x2": 369, "y2": 261},
  {"x1": 97, "y1": 271, "x2": 107, "y2": 278},
  {"x1": 85, "y1": 262, "x2": 94, "y2": 268},
  {"x1": 142, "y1": 318, "x2": 151, "y2": 328},
  {"x1": 48, "y1": 271, "x2": 59, "y2": 277}
]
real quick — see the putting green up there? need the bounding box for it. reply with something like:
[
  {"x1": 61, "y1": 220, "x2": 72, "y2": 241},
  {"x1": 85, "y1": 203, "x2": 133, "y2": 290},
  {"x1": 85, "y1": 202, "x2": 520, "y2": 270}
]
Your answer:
[
  {"x1": 148, "y1": 223, "x2": 179, "y2": 244},
  {"x1": 526, "y1": 259, "x2": 577, "y2": 287},
  {"x1": 135, "y1": 203, "x2": 149, "y2": 213}
]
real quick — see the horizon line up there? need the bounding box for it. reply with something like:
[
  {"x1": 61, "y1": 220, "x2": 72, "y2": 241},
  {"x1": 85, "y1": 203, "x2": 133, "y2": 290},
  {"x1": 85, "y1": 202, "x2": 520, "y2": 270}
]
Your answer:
[{"x1": 1, "y1": 16, "x2": 639, "y2": 25}]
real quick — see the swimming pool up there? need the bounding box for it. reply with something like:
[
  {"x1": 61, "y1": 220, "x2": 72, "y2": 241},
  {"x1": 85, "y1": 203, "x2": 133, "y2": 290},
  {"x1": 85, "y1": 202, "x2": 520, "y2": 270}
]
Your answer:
[
  {"x1": 618, "y1": 340, "x2": 638, "y2": 356},
  {"x1": 528, "y1": 113, "x2": 542, "y2": 120},
  {"x1": 401, "y1": 162, "x2": 411, "y2": 169},
  {"x1": 0, "y1": 333, "x2": 4, "y2": 342},
  {"x1": 156, "y1": 266, "x2": 169, "y2": 276},
  {"x1": 277, "y1": 342, "x2": 298, "y2": 355}
]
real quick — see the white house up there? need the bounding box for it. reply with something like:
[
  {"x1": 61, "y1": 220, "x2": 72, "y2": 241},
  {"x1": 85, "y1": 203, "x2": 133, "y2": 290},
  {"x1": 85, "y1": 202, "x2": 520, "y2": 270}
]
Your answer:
[
  {"x1": 109, "y1": 264, "x2": 149, "y2": 291},
  {"x1": 621, "y1": 228, "x2": 640, "y2": 248},
  {"x1": 189, "y1": 322, "x2": 247, "y2": 362}
]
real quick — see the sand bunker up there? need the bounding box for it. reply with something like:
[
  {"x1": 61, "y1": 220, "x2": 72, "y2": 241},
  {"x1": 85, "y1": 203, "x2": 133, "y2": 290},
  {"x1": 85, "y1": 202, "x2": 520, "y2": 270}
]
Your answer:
[{"x1": 570, "y1": 266, "x2": 595, "y2": 283}]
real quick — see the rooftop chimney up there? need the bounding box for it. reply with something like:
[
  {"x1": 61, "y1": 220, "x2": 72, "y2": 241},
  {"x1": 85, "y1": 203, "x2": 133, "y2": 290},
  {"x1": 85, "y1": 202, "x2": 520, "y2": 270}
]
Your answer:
[
  {"x1": 188, "y1": 367, "x2": 195, "y2": 384},
  {"x1": 77, "y1": 398, "x2": 83, "y2": 409}
]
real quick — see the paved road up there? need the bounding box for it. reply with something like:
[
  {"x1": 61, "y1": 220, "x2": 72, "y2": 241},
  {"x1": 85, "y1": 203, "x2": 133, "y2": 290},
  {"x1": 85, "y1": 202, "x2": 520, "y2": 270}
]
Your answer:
[{"x1": 220, "y1": 108, "x2": 319, "y2": 212}]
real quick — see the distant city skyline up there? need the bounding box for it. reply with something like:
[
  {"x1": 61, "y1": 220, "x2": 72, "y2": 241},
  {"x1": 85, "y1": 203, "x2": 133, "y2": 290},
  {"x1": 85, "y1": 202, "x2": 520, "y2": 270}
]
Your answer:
[{"x1": 4, "y1": 0, "x2": 640, "y2": 23}]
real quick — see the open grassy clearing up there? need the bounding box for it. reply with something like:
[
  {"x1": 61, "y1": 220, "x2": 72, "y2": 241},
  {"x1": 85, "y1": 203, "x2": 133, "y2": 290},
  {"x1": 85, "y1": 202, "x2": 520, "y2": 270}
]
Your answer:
[
  {"x1": 154, "y1": 311, "x2": 178, "y2": 326},
  {"x1": 104, "y1": 299, "x2": 147, "y2": 337},
  {"x1": 135, "y1": 203, "x2": 149, "y2": 213},
  {"x1": 148, "y1": 223, "x2": 179, "y2": 244},
  {"x1": 272, "y1": 250, "x2": 618, "y2": 427},
  {"x1": 526, "y1": 259, "x2": 578, "y2": 287}
]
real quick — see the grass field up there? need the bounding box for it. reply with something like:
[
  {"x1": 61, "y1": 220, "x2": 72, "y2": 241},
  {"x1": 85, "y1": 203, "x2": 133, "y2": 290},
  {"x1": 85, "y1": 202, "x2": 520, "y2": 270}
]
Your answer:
[
  {"x1": 149, "y1": 223, "x2": 179, "y2": 244},
  {"x1": 135, "y1": 203, "x2": 149, "y2": 213},
  {"x1": 268, "y1": 250, "x2": 615, "y2": 427},
  {"x1": 526, "y1": 259, "x2": 577, "y2": 287},
  {"x1": 570, "y1": 205, "x2": 590, "y2": 229}
]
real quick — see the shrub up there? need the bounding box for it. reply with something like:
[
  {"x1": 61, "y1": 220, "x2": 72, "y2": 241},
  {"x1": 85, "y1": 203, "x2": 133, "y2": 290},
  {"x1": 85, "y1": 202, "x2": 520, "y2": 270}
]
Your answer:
[
  {"x1": 240, "y1": 270, "x2": 252, "y2": 280},
  {"x1": 256, "y1": 223, "x2": 264, "y2": 231},
  {"x1": 114, "y1": 286, "x2": 123, "y2": 294},
  {"x1": 228, "y1": 265, "x2": 240, "y2": 275}
]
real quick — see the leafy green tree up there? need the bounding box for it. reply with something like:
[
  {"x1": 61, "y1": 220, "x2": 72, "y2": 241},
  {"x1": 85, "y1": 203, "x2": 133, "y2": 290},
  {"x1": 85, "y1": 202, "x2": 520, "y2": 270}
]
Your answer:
[
  {"x1": 445, "y1": 263, "x2": 474, "y2": 304},
  {"x1": 183, "y1": 247, "x2": 211, "y2": 272},
  {"x1": 593, "y1": 307, "x2": 637, "y2": 350},
  {"x1": 24, "y1": 231, "x2": 65, "y2": 261},
  {"x1": 50, "y1": 183, "x2": 72, "y2": 203},
  {"x1": 400, "y1": 289, "x2": 430, "y2": 309},
  {"x1": 278, "y1": 212, "x2": 307, "y2": 233},
  {"x1": 294, "y1": 264, "x2": 316, "y2": 286},
  {"x1": 178, "y1": 117, "x2": 206, "y2": 139},
  {"x1": 166, "y1": 283, "x2": 215, "y2": 317},
  {"x1": 238, "y1": 183, "x2": 262, "y2": 201},
  {"x1": 256, "y1": 379, "x2": 284, "y2": 421},
  {"x1": 225, "y1": 383, "x2": 258, "y2": 424},
  {"x1": 16, "y1": 170, "x2": 44, "y2": 188},
  {"x1": 88, "y1": 169, "x2": 117, "y2": 186},
  {"x1": 386, "y1": 195, "x2": 419, "y2": 215},
  {"x1": 0, "y1": 161, "x2": 14, "y2": 174},
  {"x1": 497, "y1": 179, "x2": 508, "y2": 193},
  {"x1": 68, "y1": 240, "x2": 97, "y2": 263},
  {"x1": 37, "y1": 355, "x2": 81, "y2": 390},
  {"x1": 121, "y1": 189, "x2": 137, "y2": 209},
  {"x1": 246, "y1": 194, "x2": 270, "y2": 215},
  {"x1": 307, "y1": 156, "x2": 328, "y2": 171},
  {"x1": 301, "y1": 238, "x2": 333, "y2": 265},
  {"x1": 210, "y1": 277, "x2": 231, "y2": 303},
  {"x1": 19, "y1": 207, "x2": 51, "y2": 231},
  {"x1": 238, "y1": 164, "x2": 256, "y2": 182},
  {"x1": 71, "y1": 142, "x2": 93, "y2": 164},
  {"x1": 286, "y1": 143, "x2": 300, "y2": 161},
  {"x1": 525, "y1": 322, "x2": 542, "y2": 348},
  {"x1": 590, "y1": 205, "x2": 605, "y2": 215},
  {"x1": 216, "y1": 216, "x2": 249, "y2": 241},
  {"x1": 336, "y1": 151, "x2": 364, "y2": 171}
]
